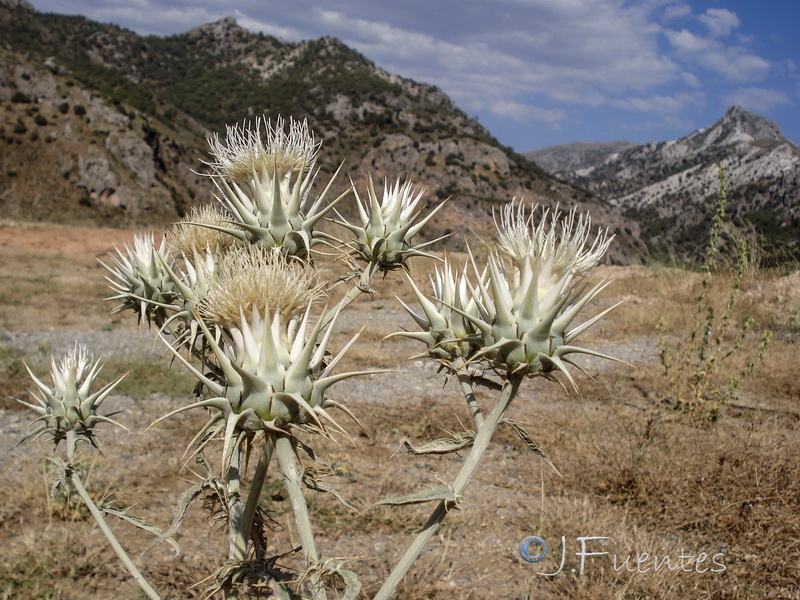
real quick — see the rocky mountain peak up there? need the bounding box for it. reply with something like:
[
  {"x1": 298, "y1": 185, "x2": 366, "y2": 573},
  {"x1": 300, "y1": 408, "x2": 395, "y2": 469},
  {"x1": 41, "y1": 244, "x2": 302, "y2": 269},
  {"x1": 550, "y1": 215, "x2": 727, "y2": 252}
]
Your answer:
[
  {"x1": 531, "y1": 105, "x2": 799, "y2": 258},
  {"x1": 188, "y1": 16, "x2": 243, "y2": 39},
  {"x1": 692, "y1": 105, "x2": 787, "y2": 149}
]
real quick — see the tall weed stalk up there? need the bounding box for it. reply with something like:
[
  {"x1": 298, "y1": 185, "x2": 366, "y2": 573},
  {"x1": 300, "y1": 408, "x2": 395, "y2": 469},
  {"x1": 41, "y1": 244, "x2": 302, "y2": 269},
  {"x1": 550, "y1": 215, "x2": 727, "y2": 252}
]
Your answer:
[{"x1": 658, "y1": 166, "x2": 771, "y2": 422}]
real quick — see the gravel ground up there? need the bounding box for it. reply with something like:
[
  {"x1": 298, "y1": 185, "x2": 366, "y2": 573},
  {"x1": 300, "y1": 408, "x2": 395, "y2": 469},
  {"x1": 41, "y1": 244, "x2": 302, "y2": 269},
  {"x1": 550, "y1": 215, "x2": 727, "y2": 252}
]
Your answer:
[{"x1": 2, "y1": 329, "x2": 163, "y2": 360}]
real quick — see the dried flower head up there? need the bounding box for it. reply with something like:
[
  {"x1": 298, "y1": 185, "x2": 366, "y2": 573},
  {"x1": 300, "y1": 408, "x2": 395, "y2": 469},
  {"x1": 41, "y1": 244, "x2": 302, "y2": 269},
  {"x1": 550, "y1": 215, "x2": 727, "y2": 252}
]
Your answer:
[
  {"x1": 17, "y1": 345, "x2": 126, "y2": 446},
  {"x1": 199, "y1": 246, "x2": 326, "y2": 327},
  {"x1": 167, "y1": 204, "x2": 242, "y2": 256},
  {"x1": 206, "y1": 116, "x2": 319, "y2": 183},
  {"x1": 496, "y1": 202, "x2": 613, "y2": 297}
]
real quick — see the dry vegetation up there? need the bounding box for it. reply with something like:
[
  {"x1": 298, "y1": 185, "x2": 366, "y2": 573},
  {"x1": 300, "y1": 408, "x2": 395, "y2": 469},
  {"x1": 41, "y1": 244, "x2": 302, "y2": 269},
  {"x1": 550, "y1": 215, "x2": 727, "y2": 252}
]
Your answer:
[{"x1": 1, "y1": 222, "x2": 798, "y2": 599}]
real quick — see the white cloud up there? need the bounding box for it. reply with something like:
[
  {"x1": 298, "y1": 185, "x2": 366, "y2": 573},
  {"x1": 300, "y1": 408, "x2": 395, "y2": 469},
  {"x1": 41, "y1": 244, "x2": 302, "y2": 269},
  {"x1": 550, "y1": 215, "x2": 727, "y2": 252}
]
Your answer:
[
  {"x1": 613, "y1": 91, "x2": 705, "y2": 114},
  {"x1": 725, "y1": 87, "x2": 790, "y2": 112},
  {"x1": 231, "y1": 13, "x2": 306, "y2": 42},
  {"x1": 681, "y1": 71, "x2": 700, "y2": 87},
  {"x1": 304, "y1": 1, "x2": 680, "y2": 120},
  {"x1": 666, "y1": 29, "x2": 770, "y2": 82},
  {"x1": 489, "y1": 100, "x2": 567, "y2": 125},
  {"x1": 662, "y1": 3, "x2": 691, "y2": 21},
  {"x1": 699, "y1": 8, "x2": 740, "y2": 38}
]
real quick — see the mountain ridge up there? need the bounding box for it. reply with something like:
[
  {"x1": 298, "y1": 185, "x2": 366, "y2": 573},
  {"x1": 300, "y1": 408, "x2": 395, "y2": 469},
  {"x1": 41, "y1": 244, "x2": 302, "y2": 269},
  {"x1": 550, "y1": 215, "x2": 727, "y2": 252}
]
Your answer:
[
  {"x1": 529, "y1": 106, "x2": 799, "y2": 256},
  {"x1": 0, "y1": 3, "x2": 643, "y2": 263}
]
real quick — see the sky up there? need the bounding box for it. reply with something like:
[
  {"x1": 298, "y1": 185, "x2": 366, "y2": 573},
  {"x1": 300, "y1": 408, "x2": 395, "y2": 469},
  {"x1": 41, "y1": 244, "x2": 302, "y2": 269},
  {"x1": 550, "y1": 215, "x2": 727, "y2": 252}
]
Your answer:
[{"x1": 29, "y1": 0, "x2": 800, "y2": 152}]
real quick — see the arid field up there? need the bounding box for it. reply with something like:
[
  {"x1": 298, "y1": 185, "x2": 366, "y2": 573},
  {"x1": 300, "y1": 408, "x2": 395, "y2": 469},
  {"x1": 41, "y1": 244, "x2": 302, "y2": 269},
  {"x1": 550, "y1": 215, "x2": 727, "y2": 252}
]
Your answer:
[{"x1": 1, "y1": 221, "x2": 798, "y2": 600}]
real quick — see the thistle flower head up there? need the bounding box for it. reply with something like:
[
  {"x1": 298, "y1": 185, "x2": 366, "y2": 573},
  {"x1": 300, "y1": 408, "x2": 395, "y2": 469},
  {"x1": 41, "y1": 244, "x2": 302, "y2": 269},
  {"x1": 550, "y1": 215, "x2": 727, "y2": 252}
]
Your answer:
[
  {"x1": 199, "y1": 246, "x2": 325, "y2": 327},
  {"x1": 167, "y1": 204, "x2": 243, "y2": 256},
  {"x1": 103, "y1": 233, "x2": 177, "y2": 325},
  {"x1": 156, "y1": 250, "x2": 380, "y2": 460},
  {"x1": 396, "y1": 201, "x2": 621, "y2": 387},
  {"x1": 496, "y1": 201, "x2": 613, "y2": 298},
  {"x1": 17, "y1": 345, "x2": 126, "y2": 446},
  {"x1": 207, "y1": 116, "x2": 319, "y2": 183},
  {"x1": 204, "y1": 116, "x2": 345, "y2": 258},
  {"x1": 392, "y1": 257, "x2": 485, "y2": 364},
  {"x1": 336, "y1": 177, "x2": 446, "y2": 270}
]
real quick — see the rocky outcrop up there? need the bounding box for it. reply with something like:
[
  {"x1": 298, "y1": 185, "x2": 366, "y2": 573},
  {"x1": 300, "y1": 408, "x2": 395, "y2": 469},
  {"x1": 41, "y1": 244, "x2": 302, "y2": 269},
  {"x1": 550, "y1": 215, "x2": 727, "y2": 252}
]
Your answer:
[{"x1": 0, "y1": 49, "x2": 208, "y2": 224}]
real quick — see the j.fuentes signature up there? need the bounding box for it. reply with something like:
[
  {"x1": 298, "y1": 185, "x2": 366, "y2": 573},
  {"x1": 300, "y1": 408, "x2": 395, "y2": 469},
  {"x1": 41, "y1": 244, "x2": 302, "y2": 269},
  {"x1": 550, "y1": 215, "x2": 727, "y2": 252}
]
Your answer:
[{"x1": 519, "y1": 536, "x2": 726, "y2": 576}]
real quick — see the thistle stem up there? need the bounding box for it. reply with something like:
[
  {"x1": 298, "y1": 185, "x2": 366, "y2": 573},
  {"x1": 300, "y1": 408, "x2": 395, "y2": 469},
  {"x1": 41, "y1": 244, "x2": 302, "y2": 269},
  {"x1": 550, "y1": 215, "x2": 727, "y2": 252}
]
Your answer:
[
  {"x1": 65, "y1": 430, "x2": 161, "y2": 600},
  {"x1": 320, "y1": 260, "x2": 379, "y2": 329},
  {"x1": 225, "y1": 445, "x2": 244, "y2": 563},
  {"x1": 454, "y1": 359, "x2": 484, "y2": 428},
  {"x1": 274, "y1": 434, "x2": 327, "y2": 600},
  {"x1": 230, "y1": 436, "x2": 275, "y2": 562},
  {"x1": 373, "y1": 374, "x2": 523, "y2": 600}
]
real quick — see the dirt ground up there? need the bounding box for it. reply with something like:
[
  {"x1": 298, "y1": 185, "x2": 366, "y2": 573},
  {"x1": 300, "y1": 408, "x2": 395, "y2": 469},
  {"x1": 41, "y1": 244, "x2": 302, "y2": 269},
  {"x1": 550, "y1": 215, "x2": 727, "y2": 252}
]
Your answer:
[{"x1": 1, "y1": 222, "x2": 799, "y2": 600}]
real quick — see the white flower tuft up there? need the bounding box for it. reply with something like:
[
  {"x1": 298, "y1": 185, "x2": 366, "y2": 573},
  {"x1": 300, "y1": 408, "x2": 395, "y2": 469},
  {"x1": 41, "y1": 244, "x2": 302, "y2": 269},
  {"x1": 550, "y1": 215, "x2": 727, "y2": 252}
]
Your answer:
[{"x1": 207, "y1": 116, "x2": 319, "y2": 182}]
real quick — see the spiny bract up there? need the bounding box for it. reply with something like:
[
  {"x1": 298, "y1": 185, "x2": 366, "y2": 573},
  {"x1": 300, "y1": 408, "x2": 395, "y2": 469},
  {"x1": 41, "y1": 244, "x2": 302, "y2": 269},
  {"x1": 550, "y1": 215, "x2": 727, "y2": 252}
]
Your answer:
[{"x1": 17, "y1": 345, "x2": 126, "y2": 446}]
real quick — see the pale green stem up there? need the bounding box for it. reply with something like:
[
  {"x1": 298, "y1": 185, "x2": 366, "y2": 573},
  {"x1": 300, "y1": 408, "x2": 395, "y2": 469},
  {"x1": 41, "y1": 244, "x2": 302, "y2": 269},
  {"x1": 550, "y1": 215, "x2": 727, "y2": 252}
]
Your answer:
[
  {"x1": 320, "y1": 260, "x2": 378, "y2": 329},
  {"x1": 274, "y1": 434, "x2": 327, "y2": 600},
  {"x1": 221, "y1": 446, "x2": 245, "y2": 600},
  {"x1": 65, "y1": 430, "x2": 161, "y2": 600},
  {"x1": 373, "y1": 374, "x2": 524, "y2": 600},
  {"x1": 225, "y1": 445, "x2": 244, "y2": 563},
  {"x1": 231, "y1": 436, "x2": 275, "y2": 562},
  {"x1": 454, "y1": 359, "x2": 484, "y2": 428}
]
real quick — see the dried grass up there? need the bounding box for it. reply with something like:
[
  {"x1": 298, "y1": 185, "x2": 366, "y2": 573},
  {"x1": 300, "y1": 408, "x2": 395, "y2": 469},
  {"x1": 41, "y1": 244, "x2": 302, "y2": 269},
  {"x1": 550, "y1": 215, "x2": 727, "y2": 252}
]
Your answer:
[{"x1": 2, "y1": 225, "x2": 799, "y2": 599}]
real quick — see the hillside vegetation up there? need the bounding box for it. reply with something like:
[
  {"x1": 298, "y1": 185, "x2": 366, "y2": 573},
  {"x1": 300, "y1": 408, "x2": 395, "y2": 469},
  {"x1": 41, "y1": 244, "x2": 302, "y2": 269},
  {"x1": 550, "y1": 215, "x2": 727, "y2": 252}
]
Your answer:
[{"x1": 0, "y1": 1, "x2": 643, "y2": 262}]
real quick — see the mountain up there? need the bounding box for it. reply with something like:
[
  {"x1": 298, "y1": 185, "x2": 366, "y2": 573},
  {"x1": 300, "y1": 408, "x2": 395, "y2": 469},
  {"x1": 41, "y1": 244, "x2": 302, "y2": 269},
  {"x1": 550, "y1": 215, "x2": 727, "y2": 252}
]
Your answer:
[
  {"x1": 531, "y1": 106, "x2": 800, "y2": 257},
  {"x1": 526, "y1": 141, "x2": 637, "y2": 175},
  {"x1": 0, "y1": 1, "x2": 642, "y2": 262}
]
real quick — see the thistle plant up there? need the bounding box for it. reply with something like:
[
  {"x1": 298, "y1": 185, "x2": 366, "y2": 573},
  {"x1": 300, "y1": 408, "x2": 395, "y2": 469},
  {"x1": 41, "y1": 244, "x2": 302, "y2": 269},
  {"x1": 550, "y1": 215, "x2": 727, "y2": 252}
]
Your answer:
[
  {"x1": 17, "y1": 345, "x2": 126, "y2": 446},
  {"x1": 323, "y1": 176, "x2": 449, "y2": 335},
  {"x1": 393, "y1": 257, "x2": 485, "y2": 366},
  {"x1": 373, "y1": 200, "x2": 619, "y2": 600},
  {"x1": 19, "y1": 114, "x2": 624, "y2": 600},
  {"x1": 104, "y1": 232, "x2": 177, "y2": 327},
  {"x1": 335, "y1": 176, "x2": 447, "y2": 271},
  {"x1": 149, "y1": 246, "x2": 387, "y2": 599},
  {"x1": 17, "y1": 347, "x2": 161, "y2": 600},
  {"x1": 465, "y1": 204, "x2": 620, "y2": 384},
  {"x1": 155, "y1": 247, "x2": 376, "y2": 455}
]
